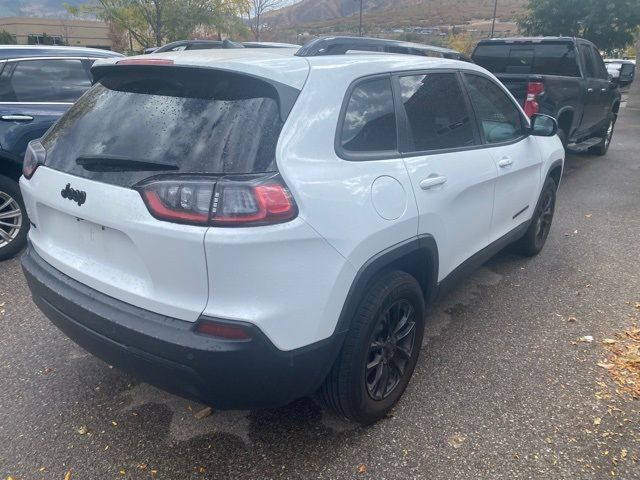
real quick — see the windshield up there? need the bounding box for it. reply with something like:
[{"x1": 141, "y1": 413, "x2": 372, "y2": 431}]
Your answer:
[{"x1": 42, "y1": 68, "x2": 293, "y2": 187}]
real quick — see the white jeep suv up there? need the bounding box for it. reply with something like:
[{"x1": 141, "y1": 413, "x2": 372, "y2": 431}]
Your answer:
[{"x1": 20, "y1": 37, "x2": 564, "y2": 424}]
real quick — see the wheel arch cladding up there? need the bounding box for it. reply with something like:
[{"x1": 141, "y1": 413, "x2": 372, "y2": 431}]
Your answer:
[
  {"x1": 334, "y1": 235, "x2": 439, "y2": 336},
  {"x1": 547, "y1": 161, "x2": 563, "y2": 188},
  {"x1": 557, "y1": 109, "x2": 573, "y2": 135},
  {"x1": 0, "y1": 154, "x2": 23, "y2": 181}
]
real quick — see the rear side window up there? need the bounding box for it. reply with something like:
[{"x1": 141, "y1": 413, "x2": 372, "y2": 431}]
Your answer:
[
  {"x1": 0, "y1": 59, "x2": 91, "y2": 102},
  {"x1": 464, "y1": 74, "x2": 524, "y2": 144},
  {"x1": 340, "y1": 77, "x2": 397, "y2": 154},
  {"x1": 589, "y1": 47, "x2": 609, "y2": 80},
  {"x1": 473, "y1": 43, "x2": 580, "y2": 77},
  {"x1": 398, "y1": 73, "x2": 476, "y2": 152},
  {"x1": 42, "y1": 68, "x2": 290, "y2": 187}
]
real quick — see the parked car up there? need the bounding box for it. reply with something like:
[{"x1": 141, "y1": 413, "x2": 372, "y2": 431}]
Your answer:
[
  {"x1": 604, "y1": 59, "x2": 636, "y2": 88},
  {"x1": 20, "y1": 37, "x2": 563, "y2": 424},
  {"x1": 152, "y1": 39, "x2": 300, "y2": 53},
  {"x1": 472, "y1": 37, "x2": 621, "y2": 155},
  {"x1": 0, "y1": 45, "x2": 123, "y2": 261}
]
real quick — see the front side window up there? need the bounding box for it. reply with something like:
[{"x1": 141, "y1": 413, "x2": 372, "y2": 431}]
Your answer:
[
  {"x1": 0, "y1": 59, "x2": 91, "y2": 102},
  {"x1": 398, "y1": 73, "x2": 476, "y2": 152},
  {"x1": 340, "y1": 77, "x2": 397, "y2": 154},
  {"x1": 464, "y1": 74, "x2": 524, "y2": 144}
]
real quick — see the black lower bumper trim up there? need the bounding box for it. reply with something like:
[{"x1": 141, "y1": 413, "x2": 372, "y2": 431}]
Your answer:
[{"x1": 21, "y1": 246, "x2": 343, "y2": 409}]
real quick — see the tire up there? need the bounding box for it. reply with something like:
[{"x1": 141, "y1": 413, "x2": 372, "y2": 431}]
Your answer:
[
  {"x1": 589, "y1": 115, "x2": 616, "y2": 156},
  {"x1": 515, "y1": 176, "x2": 557, "y2": 257},
  {"x1": 317, "y1": 270, "x2": 425, "y2": 424},
  {"x1": 0, "y1": 175, "x2": 29, "y2": 261}
]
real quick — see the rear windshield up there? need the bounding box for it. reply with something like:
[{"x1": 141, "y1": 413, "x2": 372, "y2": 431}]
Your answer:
[
  {"x1": 42, "y1": 67, "x2": 290, "y2": 187},
  {"x1": 473, "y1": 43, "x2": 580, "y2": 77}
]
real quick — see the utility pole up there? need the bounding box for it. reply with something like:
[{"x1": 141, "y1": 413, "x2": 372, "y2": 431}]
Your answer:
[
  {"x1": 490, "y1": 0, "x2": 498, "y2": 37},
  {"x1": 358, "y1": 0, "x2": 363, "y2": 37}
]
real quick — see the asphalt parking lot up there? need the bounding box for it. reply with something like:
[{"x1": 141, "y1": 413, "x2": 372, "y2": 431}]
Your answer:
[{"x1": 1, "y1": 92, "x2": 639, "y2": 479}]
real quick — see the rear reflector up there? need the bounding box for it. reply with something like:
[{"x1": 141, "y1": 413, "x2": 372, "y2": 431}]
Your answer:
[
  {"x1": 195, "y1": 320, "x2": 251, "y2": 340},
  {"x1": 117, "y1": 58, "x2": 174, "y2": 66}
]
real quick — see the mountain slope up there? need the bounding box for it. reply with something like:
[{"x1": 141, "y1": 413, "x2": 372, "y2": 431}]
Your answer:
[{"x1": 270, "y1": 0, "x2": 527, "y2": 29}]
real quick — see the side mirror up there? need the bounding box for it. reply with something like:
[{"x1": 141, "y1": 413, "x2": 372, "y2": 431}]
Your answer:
[{"x1": 529, "y1": 114, "x2": 558, "y2": 137}]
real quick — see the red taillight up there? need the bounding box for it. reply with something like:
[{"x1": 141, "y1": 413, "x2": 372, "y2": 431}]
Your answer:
[
  {"x1": 211, "y1": 179, "x2": 297, "y2": 226},
  {"x1": 23, "y1": 140, "x2": 46, "y2": 179},
  {"x1": 195, "y1": 320, "x2": 251, "y2": 340},
  {"x1": 524, "y1": 81, "x2": 545, "y2": 118},
  {"x1": 117, "y1": 58, "x2": 174, "y2": 66},
  {"x1": 136, "y1": 173, "x2": 297, "y2": 227}
]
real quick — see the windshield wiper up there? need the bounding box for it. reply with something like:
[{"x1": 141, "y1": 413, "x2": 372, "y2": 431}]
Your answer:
[{"x1": 76, "y1": 154, "x2": 179, "y2": 172}]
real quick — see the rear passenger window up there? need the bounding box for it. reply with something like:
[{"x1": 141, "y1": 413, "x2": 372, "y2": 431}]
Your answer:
[
  {"x1": 0, "y1": 59, "x2": 91, "y2": 102},
  {"x1": 398, "y1": 73, "x2": 476, "y2": 152},
  {"x1": 464, "y1": 74, "x2": 524, "y2": 144},
  {"x1": 579, "y1": 45, "x2": 597, "y2": 78},
  {"x1": 340, "y1": 77, "x2": 397, "y2": 154}
]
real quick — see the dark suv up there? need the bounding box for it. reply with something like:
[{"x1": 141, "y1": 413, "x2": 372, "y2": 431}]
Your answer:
[
  {"x1": 472, "y1": 37, "x2": 621, "y2": 155},
  {"x1": 0, "y1": 46, "x2": 122, "y2": 260}
]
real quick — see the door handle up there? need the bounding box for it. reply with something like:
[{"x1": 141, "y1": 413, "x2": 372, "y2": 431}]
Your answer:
[
  {"x1": 601, "y1": 88, "x2": 607, "y2": 92},
  {"x1": 420, "y1": 175, "x2": 447, "y2": 190},
  {"x1": 587, "y1": 88, "x2": 594, "y2": 93},
  {"x1": 498, "y1": 157, "x2": 514, "y2": 168},
  {"x1": 1, "y1": 114, "x2": 33, "y2": 122}
]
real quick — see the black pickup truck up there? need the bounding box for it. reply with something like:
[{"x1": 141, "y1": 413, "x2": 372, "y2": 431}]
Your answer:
[{"x1": 472, "y1": 37, "x2": 621, "y2": 155}]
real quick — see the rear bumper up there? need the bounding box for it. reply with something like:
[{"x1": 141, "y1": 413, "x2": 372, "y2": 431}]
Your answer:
[{"x1": 21, "y1": 245, "x2": 344, "y2": 409}]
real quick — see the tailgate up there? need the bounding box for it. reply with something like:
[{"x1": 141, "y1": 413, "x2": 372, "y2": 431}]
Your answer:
[
  {"x1": 493, "y1": 75, "x2": 534, "y2": 107},
  {"x1": 21, "y1": 167, "x2": 209, "y2": 321}
]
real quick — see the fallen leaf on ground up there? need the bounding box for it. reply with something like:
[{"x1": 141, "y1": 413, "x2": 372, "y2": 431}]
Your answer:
[
  {"x1": 358, "y1": 464, "x2": 366, "y2": 474},
  {"x1": 111, "y1": 421, "x2": 117, "y2": 427},
  {"x1": 598, "y1": 362, "x2": 615, "y2": 370},
  {"x1": 594, "y1": 417, "x2": 602, "y2": 426},
  {"x1": 568, "y1": 316, "x2": 577, "y2": 322},
  {"x1": 603, "y1": 339, "x2": 617, "y2": 345},
  {"x1": 579, "y1": 335, "x2": 594, "y2": 343},
  {"x1": 64, "y1": 471, "x2": 72, "y2": 480},
  {"x1": 447, "y1": 434, "x2": 467, "y2": 449},
  {"x1": 76, "y1": 426, "x2": 88, "y2": 435},
  {"x1": 194, "y1": 407, "x2": 213, "y2": 419}
]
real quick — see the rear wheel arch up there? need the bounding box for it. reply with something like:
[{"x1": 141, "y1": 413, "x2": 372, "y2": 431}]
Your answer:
[
  {"x1": 612, "y1": 101, "x2": 620, "y2": 115},
  {"x1": 0, "y1": 153, "x2": 23, "y2": 181},
  {"x1": 557, "y1": 109, "x2": 574, "y2": 138},
  {"x1": 334, "y1": 236, "x2": 439, "y2": 338}
]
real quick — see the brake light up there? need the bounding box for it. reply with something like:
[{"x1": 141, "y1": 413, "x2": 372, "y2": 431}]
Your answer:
[
  {"x1": 117, "y1": 58, "x2": 174, "y2": 66},
  {"x1": 523, "y1": 82, "x2": 545, "y2": 118},
  {"x1": 136, "y1": 173, "x2": 297, "y2": 227},
  {"x1": 23, "y1": 140, "x2": 46, "y2": 179}
]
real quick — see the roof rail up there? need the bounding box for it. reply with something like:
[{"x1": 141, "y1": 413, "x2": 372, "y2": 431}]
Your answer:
[{"x1": 295, "y1": 36, "x2": 470, "y2": 61}]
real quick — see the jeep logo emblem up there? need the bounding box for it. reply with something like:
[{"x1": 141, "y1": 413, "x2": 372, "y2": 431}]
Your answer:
[{"x1": 61, "y1": 183, "x2": 87, "y2": 206}]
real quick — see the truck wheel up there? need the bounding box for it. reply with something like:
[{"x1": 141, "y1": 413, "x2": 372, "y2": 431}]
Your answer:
[
  {"x1": 317, "y1": 270, "x2": 425, "y2": 424},
  {"x1": 515, "y1": 176, "x2": 557, "y2": 257},
  {"x1": 0, "y1": 175, "x2": 29, "y2": 261},
  {"x1": 589, "y1": 116, "x2": 615, "y2": 156}
]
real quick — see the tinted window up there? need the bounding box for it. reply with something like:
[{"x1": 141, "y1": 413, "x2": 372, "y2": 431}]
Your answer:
[
  {"x1": 42, "y1": 69, "x2": 288, "y2": 187},
  {"x1": 579, "y1": 44, "x2": 596, "y2": 78},
  {"x1": 399, "y1": 73, "x2": 475, "y2": 152},
  {"x1": 473, "y1": 43, "x2": 580, "y2": 76},
  {"x1": 0, "y1": 59, "x2": 91, "y2": 102},
  {"x1": 590, "y1": 47, "x2": 608, "y2": 80},
  {"x1": 464, "y1": 74, "x2": 524, "y2": 144},
  {"x1": 340, "y1": 77, "x2": 397, "y2": 153}
]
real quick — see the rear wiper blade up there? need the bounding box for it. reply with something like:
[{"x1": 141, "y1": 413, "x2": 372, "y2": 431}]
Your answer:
[{"x1": 76, "y1": 154, "x2": 179, "y2": 172}]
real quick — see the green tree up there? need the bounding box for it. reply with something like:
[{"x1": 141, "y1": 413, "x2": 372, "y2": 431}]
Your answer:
[
  {"x1": 0, "y1": 30, "x2": 17, "y2": 45},
  {"x1": 519, "y1": 0, "x2": 640, "y2": 53},
  {"x1": 67, "y1": 0, "x2": 247, "y2": 48}
]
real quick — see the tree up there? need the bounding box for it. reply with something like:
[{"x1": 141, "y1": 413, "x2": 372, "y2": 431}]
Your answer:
[
  {"x1": 519, "y1": 0, "x2": 640, "y2": 53},
  {"x1": 67, "y1": 0, "x2": 247, "y2": 48},
  {"x1": 448, "y1": 32, "x2": 476, "y2": 56},
  {"x1": 0, "y1": 30, "x2": 17, "y2": 45},
  {"x1": 246, "y1": 0, "x2": 282, "y2": 42}
]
